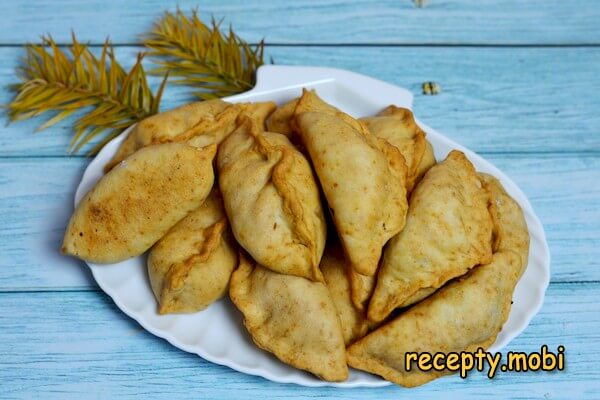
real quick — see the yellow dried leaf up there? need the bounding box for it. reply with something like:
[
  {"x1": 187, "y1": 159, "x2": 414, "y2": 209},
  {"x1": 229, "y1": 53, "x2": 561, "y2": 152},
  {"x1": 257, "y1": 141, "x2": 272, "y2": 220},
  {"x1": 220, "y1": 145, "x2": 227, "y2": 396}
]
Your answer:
[{"x1": 6, "y1": 34, "x2": 166, "y2": 155}]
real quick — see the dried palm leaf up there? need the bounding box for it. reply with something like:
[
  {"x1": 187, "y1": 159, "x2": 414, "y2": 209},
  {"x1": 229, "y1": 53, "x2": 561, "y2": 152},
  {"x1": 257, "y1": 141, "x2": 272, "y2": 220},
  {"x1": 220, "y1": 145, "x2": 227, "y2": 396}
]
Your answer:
[
  {"x1": 7, "y1": 34, "x2": 167, "y2": 155},
  {"x1": 143, "y1": 9, "x2": 264, "y2": 99}
]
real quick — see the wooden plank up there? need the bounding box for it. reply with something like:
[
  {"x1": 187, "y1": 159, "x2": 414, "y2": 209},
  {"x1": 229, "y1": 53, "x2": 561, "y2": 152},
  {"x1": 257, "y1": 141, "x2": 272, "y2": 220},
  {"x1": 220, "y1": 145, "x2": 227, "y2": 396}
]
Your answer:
[
  {"x1": 0, "y1": 154, "x2": 598, "y2": 291},
  {"x1": 2, "y1": 46, "x2": 599, "y2": 156},
  {"x1": 0, "y1": 283, "x2": 597, "y2": 398},
  {"x1": 1, "y1": 0, "x2": 599, "y2": 45}
]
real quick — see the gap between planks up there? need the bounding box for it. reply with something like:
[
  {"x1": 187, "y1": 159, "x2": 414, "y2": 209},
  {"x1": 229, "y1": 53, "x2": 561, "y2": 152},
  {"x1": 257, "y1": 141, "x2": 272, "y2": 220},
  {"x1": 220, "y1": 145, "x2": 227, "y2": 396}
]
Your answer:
[
  {"x1": 0, "y1": 280, "x2": 597, "y2": 294},
  {"x1": 1, "y1": 43, "x2": 600, "y2": 48},
  {"x1": 0, "y1": 151, "x2": 599, "y2": 160}
]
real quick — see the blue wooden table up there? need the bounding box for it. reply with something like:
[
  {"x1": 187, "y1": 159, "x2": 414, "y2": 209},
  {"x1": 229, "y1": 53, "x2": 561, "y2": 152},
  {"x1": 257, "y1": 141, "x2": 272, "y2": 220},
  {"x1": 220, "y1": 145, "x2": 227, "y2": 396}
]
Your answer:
[{"x1": 1, "y1": 1, "x2": 599, "y2": 398}]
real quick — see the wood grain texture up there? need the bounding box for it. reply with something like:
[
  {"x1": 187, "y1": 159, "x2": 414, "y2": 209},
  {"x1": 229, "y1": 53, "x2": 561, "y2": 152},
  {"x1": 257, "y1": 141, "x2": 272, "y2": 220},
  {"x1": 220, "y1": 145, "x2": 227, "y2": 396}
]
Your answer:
[
  {"x1": 0, "y1": 154, "x2": 597, "y2": 291},
  {"x1": 2, "y1": 0, "x2": 599, "y2": 45},
  {"x1": 1, "y1": 0, "x2": 598, "y2": 397},
  {"x1": 2, "y1": 46, "x2": 599, "y2": 156},
  {"x1": 0, "y1": 283, "x2": 598, "y2": 399}
]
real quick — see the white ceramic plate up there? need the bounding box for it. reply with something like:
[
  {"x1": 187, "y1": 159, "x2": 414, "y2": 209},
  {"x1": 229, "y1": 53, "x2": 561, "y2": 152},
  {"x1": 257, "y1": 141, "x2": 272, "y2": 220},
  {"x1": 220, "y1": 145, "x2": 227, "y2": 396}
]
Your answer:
[{"x1": 75, "y1": 65, "x2": 550, "y2": 388}]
